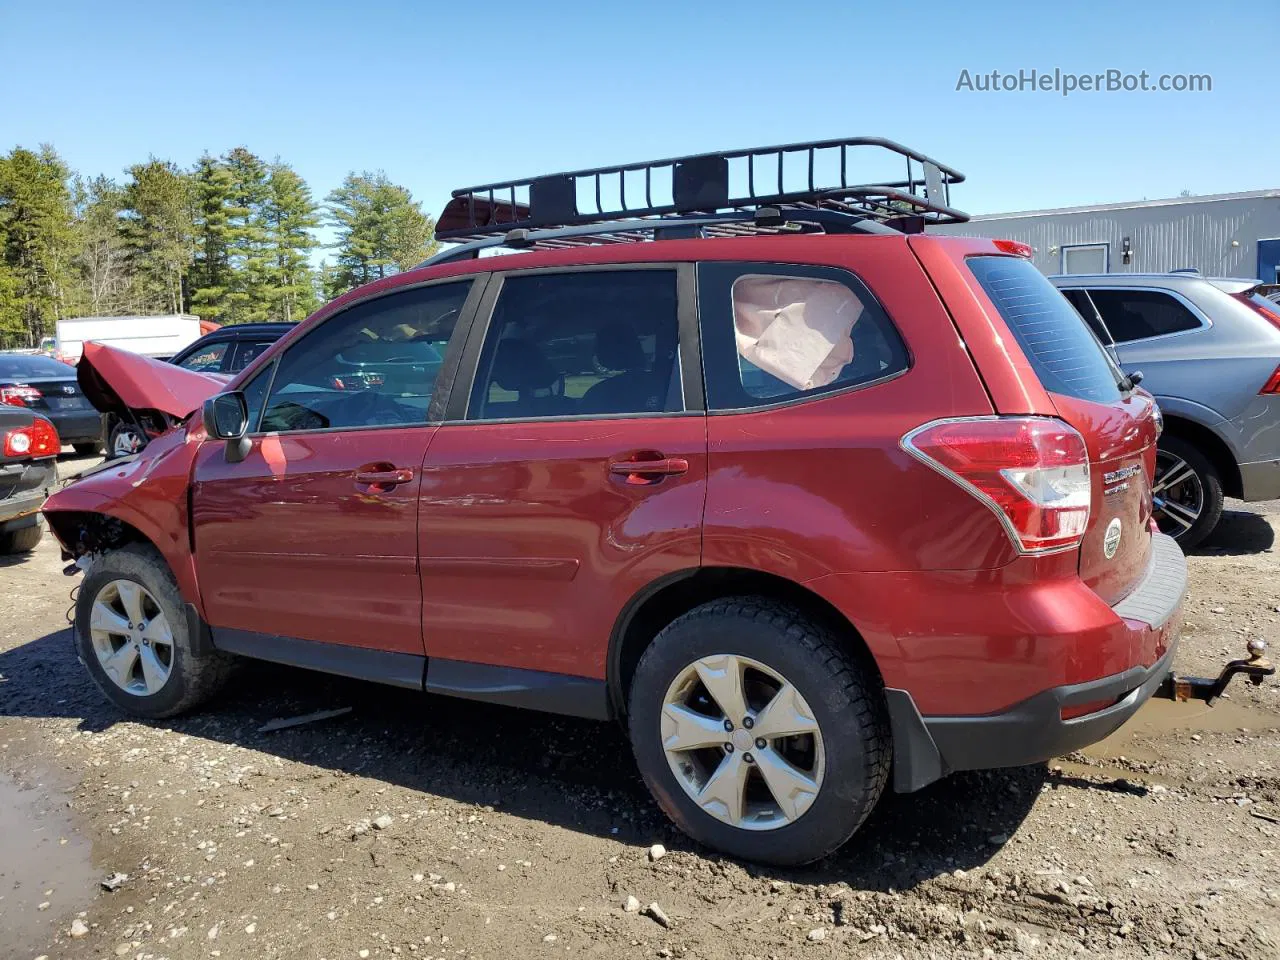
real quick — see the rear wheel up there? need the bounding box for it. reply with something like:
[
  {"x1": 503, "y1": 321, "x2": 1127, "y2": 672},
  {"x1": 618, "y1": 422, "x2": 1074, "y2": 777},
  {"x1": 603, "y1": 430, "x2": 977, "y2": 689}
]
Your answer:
[
  {"x1": 627, "y1": 598, "x2": 889, "y2": 865},
  {"x1": 0, "y1": 521, "x2": 44, "y2": 554},
  {"x1": 75, "y1": 544, "x2": 233, "y2": 718},
  {"x1": 1153, "y1": 435, "x2": 1223, "y2": 550}
]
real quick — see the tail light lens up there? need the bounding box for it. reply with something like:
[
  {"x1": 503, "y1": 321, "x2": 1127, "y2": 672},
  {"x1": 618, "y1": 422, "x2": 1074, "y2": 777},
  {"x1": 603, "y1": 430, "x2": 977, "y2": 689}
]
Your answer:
[
  {"x1": 1234, "y1": 292, "x2": 1280, "y2": 332},
  {"x1": 1, "y1": 385, "x2": 42, "y2": 407},
  {"x1": 902, "y1": 417, "x2": 1092, "y2": 553},
  {"x1": 3, "y1": 417, "x2": 59, "y2": 458},
  {"x1": 1261, "y1": 365, "x2": 1280, "y2": 395}
]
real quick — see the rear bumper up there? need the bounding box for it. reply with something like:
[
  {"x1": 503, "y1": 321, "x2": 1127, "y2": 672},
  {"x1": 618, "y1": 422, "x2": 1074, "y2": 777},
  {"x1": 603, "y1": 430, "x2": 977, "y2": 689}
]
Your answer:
[
  {"x1": 888, "y1": 532, "x2": 1187, "y2": 792},
  {"x1": 0, "y1": 483, "x2": 53, "y2": 532},
  {"x1": 48, "y1": 409, "x2": 103, "y2": 445},
  {"x1": 1239, "y1": 459, "x2": 1280, "y2": 503}
]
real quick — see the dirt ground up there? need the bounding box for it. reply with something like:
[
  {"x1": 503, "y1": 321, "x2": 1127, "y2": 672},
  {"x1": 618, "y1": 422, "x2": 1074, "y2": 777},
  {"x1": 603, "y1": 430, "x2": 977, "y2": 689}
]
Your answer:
[{"x1": 2, "y1": 454, "x2": 1279, "y2": 960}]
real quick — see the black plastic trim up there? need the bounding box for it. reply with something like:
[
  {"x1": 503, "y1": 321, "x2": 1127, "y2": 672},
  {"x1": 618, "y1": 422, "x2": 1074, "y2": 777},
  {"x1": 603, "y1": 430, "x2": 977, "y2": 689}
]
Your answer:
[
  {"x1": 883, "y1": 688, "x2": 945, "y2": 793},
  {"x1": 210, "y1": 627, "x2": 426, "y2": 690},
  {"x1": 1112, "y1": 532, "x2": 1186, "y2": 629},
  {"x1": 184, "y1": 603, "x2": 215, "y2": 657},
  {"x1": 425, "y1": 658, "x2": 611, "y2": 720}
]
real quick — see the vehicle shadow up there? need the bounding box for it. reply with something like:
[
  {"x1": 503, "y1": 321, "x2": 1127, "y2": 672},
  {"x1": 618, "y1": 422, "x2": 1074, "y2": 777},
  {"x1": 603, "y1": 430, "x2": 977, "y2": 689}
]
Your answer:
[
  {"x1": 1191, "y1": 507, "x2": 1275, "y2": 556},
  {"x1": 0, "y1": 627, "x2": 1040, "y2": 890}
]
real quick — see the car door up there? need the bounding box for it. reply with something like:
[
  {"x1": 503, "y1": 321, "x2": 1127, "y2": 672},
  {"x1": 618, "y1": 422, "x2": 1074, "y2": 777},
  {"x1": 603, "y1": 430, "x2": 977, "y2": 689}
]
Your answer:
[
  {"x1": 190, "y1": 278, "x2": 483, "y2": 673},
  {"x1": 418, "y1": 265, "x2": 707, "y2": 693}
]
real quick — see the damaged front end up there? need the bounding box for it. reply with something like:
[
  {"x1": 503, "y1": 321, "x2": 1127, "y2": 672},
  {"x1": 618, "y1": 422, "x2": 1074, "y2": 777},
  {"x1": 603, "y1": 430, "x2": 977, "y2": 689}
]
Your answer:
[{"x1": 77, "y1": 342, "x2": 226, "y2": 455}]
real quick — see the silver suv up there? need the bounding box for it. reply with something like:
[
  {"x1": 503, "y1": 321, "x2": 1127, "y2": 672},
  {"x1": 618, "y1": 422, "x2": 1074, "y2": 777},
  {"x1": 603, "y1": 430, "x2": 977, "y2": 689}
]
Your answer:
[{"x1": 1051, "y1": 273, "x2": 1280, "y2": 549}]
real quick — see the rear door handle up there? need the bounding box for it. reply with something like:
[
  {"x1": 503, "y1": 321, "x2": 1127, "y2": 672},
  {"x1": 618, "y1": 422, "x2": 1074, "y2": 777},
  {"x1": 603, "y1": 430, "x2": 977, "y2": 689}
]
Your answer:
[
  {"x1": 608, "y1": 457, "x2": 689, "y2": 485},
  {"x1": 354, "y1": 467, "x2": 414, "y2": 487}
]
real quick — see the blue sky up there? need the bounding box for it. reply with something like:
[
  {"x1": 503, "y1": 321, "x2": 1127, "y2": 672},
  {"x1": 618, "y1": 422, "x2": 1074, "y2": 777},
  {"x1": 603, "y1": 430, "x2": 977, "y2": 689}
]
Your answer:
[{"x1": 2, "y1": 0, "x2": 1275, "y2": 245}]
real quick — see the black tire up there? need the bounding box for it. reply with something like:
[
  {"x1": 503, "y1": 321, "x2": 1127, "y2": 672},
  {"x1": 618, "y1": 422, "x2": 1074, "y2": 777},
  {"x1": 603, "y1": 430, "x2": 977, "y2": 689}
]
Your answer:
[
  {"x1": 73, "y1": 442, "x2": 102, "y2": 456},
  {"x1": 1155, "y1": 435, "x2": 1223, "y2": 551},
  {"x1": 75, "y1": 544, "x2": 233, "y2": 719},
  {"x1": 0, "y1": 521, "x2": 44, "y2": 554},
  {"x1": 107, "y1": 421, "x2": 147, "y2": 460},
  {"x1": 627, "y1": 597, "x2": 890, "y2": 866}
]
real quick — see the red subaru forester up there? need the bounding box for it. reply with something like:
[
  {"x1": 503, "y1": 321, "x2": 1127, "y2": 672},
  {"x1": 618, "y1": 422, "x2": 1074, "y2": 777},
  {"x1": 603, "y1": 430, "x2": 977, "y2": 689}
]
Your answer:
[{"x1": 45, "y1": 139, "x2": 1183, "y2": 865}]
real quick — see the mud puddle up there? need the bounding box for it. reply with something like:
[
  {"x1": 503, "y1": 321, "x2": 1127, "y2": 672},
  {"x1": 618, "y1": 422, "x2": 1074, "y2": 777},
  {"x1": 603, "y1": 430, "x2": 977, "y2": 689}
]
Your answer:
[{"x1": 0, "y1": 768, "x2": 97, "y2": 957}]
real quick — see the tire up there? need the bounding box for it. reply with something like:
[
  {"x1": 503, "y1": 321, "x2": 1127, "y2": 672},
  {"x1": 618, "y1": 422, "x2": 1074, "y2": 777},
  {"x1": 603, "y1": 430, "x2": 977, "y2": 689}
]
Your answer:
[
  {"x1": 73, "y1": 442, "x2": 102, "y2": 456},
  {"x1": 1154, "y1": 435, "x2": 1223, "y2": 551},
  {"x1": 75, "y1": 544, "x2": 233, "y2": 719},
  {"x1": 627, "y1": 597, "x2": 890, "y2": 866},
  {"x1": 0, "y1": 521, "x2": 44, "y2": 554},
  {"x1": 107, "y1": 421, "x2": 147, "y2": 460}
]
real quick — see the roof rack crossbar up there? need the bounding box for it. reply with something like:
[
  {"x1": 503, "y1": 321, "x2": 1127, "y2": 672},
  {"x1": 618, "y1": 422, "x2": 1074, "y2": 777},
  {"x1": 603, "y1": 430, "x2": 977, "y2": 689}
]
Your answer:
[
  {"x1": 435, "y1": 137, "x2": 967, "y2": 243},
  {"x1": 418, "y1": 209, "x2": 902, "y2": 269}
]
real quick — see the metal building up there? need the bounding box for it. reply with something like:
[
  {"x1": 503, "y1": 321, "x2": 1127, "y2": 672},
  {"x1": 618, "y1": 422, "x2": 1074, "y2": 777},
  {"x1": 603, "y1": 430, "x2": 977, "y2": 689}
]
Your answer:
[{"x1": 933, "y1": 189, "x2": 1280, "y2": 281}]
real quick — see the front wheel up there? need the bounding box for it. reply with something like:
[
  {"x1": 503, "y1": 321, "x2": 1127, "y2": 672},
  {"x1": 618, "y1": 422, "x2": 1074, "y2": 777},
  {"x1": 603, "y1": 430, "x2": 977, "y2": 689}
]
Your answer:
[
  {"x1": 107, "y1": 421, "x2": 147, "y2": 460},
  {"x1": 1153, "y1": 436, "x2": 1223, "y2": 550},
  {"x1": 75, "y1": 544, "x2": 233, "y2": 719},
  {"x1": 627, "y1": 598, "x2": 889, "y2": 866}
]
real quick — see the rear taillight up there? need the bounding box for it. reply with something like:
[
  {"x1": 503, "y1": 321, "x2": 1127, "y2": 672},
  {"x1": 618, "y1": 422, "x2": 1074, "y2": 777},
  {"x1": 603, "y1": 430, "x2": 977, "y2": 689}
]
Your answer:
[
  {"x1": 0, "y1": 385, "x2": 42, "y2": 407},
  {"x1": 902, "y1": 416, "x2": 1092, "y2": 554},
  {"x1": 1261, "y1": 365, "x2": 1280, "y2": 395},
  {"x1": 1234, "y1": 292, "x2": 1280, "y2": 332},
  {"x1": 3, "y1": 417, "x2": 59, "y2": 458}
]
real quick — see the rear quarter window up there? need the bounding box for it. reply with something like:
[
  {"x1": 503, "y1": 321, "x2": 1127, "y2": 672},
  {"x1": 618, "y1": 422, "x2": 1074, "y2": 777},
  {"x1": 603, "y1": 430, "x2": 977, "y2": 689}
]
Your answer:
[{"x1": 968, "y1": 256, "x2": 1121, "y2": 404}]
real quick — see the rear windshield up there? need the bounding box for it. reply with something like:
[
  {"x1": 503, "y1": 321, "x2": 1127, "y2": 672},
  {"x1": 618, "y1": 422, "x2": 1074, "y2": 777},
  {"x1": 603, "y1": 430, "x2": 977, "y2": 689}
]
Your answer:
[
  {"x1": 967, "y1": 256, "x2": 1122, "y2": 404},
  {"x1": 0, "y1": 354, "x2": 74, "y2": 378}
]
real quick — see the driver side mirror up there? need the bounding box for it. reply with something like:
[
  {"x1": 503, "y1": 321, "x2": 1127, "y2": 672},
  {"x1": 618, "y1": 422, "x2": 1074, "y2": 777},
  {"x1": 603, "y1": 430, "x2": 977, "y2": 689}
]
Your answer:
[{"x1": 202, "y1": 391, "x2": 252, "y2": 463}]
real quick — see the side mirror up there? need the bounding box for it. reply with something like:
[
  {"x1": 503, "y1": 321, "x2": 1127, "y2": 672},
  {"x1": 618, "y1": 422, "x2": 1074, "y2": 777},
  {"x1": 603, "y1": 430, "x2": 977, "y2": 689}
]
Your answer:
[{"x1": 201, "y1": 392, "x2": 252, "y2": 463}]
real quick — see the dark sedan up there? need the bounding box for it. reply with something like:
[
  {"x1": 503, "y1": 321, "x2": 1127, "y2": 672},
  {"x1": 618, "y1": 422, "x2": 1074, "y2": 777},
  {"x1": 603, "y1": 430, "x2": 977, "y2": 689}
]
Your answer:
[{"x1": 0, "y1": 353, "x2": 102, "y2": 454}]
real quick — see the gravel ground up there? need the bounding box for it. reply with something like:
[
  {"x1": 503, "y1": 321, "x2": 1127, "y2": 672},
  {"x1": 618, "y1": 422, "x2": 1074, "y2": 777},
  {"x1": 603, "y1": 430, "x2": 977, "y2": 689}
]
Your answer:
[{"x1": 2, "y1": 453, "x2": 1278, "y2": 960}]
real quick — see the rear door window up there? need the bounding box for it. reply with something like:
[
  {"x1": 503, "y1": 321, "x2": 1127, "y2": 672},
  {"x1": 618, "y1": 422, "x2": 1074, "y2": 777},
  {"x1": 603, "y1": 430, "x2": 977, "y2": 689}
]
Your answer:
[
  {"x1": 1083, "y1": 289, "x2": 1203, "y2": 342},
  {"x1": 968, "y1": 256, "x2": 1121, "y2": 404},
  {"x1": 466, "y1": 270, "x2": 681, "y2": 421}
]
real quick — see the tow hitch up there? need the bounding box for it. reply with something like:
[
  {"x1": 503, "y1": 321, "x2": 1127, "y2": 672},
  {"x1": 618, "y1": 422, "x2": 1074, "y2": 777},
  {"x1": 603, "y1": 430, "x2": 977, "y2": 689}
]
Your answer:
[{"x1": 1157, "y1": 639, "x2": 1275, "y2": 706}]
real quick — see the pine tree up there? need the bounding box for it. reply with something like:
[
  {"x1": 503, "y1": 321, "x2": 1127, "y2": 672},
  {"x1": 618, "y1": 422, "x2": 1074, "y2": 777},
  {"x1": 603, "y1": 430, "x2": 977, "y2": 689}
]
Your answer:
[
  {"x1": 262, "y1": 162, "x2": 319, "y2": 322},
  {"x1": 325, "y1": 172, "x2": 436, "y2": 297},
  {"x1": 70, "y1": 175, "x2": 134, "y2": 315},
  {"x1": 222, "y1": 147, "x2": 273, "y2": 323},
  {"x1": 120, "y1": 159, "x2": 192, "y2": 315},
  {"x1": 188, "y1": 153, "x2": 237, "y2": 323},
  {"x1": 0, "y1": 145, "x2": 76, "y2": 346}
]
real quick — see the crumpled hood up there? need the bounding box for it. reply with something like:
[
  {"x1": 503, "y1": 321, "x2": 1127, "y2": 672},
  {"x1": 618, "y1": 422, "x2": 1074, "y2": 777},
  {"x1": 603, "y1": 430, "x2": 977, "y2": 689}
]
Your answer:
[{"x1": 77, "y1": 341, "x2": 227, "y2": 419}]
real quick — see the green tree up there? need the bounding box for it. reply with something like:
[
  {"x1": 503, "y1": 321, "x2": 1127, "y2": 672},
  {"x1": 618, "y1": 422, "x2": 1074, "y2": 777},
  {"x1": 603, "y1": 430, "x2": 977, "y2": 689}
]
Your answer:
[
  {"x1": 0, "y1": 145, "x2": 76, "y2": 346},
  {"x1": 188, "y1": 153, "x2": 237, "y2": 322},
  {"x1": 70, "y1": 174, "x2": 134, "y2": 315},
  {"x1": 222, "y1": 147, "x2": 272, "y2": 323},
  {"x1": 120, "y1": 159, "x2": 192, "y2": 314},
  {"x1": 262, "y1": 161, "x2": 319, "y2": 321},
  {"x1": 325, "y1": 171, "x2": 436, "y2": 296}
]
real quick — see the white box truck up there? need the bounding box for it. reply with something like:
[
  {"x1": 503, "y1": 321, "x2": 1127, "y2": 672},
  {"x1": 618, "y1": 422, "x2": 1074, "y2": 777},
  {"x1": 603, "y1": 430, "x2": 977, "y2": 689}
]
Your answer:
[{"x1": 55, "y1": 315, "x2": 205, "y2": 365}]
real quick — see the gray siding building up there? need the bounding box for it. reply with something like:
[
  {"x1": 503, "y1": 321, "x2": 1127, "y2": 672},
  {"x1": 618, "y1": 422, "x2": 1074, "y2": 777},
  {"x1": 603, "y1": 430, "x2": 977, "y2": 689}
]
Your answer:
[{"x1": 934, "y1": 189, "x2": 1280, "y2": 282}]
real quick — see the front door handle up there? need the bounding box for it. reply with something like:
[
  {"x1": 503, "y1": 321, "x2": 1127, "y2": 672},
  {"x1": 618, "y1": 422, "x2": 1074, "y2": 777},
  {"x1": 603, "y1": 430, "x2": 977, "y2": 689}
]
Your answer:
[
  {"x1": 608, "y1": 456, "x2": 689, "y2": 485},
  {"x1": 354, "y1": 466, "x2": 414, "y2": 490}
]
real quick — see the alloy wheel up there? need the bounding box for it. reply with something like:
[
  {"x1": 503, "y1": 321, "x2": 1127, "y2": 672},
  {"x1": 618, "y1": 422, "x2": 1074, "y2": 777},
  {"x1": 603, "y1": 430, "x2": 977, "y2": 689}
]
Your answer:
[
  {"x1": 113, "y1": 427, "x2": 144, "y2": 458},
  {"x1": 661, "y1": 653, "x2": 825, "y2": 831},
  {"x1": 88, "y1": 579, "x2": 174, "y2": 696},
  {"x1": 1152, "y1": 450, "x2": 1204, "y2": 539}
]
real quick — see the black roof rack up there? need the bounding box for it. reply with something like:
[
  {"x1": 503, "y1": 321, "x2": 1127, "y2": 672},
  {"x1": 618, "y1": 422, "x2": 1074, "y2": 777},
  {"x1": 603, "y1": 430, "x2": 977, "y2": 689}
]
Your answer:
[{"x1": 431, "y1": 137, "x2": 966, "y2": 260}]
